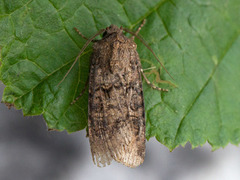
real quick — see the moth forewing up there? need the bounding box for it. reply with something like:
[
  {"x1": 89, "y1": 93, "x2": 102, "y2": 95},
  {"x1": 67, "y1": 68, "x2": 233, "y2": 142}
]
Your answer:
[{"x1": 88, "y1": 25, "x2": 145, "y2": 167}]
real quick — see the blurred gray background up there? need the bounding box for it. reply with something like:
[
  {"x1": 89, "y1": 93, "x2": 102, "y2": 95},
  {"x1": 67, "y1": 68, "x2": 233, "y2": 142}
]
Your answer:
[{"x1": 1, "y1": 82, "x2": 240, "y2": 180}]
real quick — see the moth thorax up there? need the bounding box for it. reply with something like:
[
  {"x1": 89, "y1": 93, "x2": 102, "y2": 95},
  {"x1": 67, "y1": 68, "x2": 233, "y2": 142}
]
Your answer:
[{"x1": 103, "y1": 25, "x2": 123, "y2": 37}]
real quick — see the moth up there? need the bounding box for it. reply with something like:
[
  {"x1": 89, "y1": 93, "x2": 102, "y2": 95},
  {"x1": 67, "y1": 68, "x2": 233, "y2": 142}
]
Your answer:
[{"x1": 59, "y1": 20, "x2": 172, "y2": 168}]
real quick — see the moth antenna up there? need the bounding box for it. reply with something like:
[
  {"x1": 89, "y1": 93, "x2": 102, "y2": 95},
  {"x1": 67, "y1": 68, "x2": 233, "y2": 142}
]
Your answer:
[
  {"x1": 57, "y1": 29, "x2": 105, "y2": 87},
  {"x1": 131, "y1": 19, "x2": 146, "y2": 40},
  {"x1": 123, "y1": 28, "x2": 174, "y2": 81}
]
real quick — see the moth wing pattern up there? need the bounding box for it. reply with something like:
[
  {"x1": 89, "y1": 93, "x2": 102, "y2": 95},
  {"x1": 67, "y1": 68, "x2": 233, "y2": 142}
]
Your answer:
[{"x1": 88, "y1": 28, "x2": 145, "y2": 168}]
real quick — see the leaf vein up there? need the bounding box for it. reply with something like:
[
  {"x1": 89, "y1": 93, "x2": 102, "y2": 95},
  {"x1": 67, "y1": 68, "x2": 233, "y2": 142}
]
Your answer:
[
  {"x1": 13, "y1": 50, "x2": 91, "y2": 102},
  {"x1": 173, "y1": 33, "x2": 240, "y2": 145},
  {"x1": 156, "y1": 10, "x2": 183, "y2": 50},
  {"x1": 129, "y1": 0, "x2": 169, "y2": 29}
]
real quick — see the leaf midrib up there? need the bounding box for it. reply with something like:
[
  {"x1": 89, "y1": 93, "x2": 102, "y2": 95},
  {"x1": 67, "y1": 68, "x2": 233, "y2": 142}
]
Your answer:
[{"x1": 173, "y1": 32, "x2": 240, "y2": 147}]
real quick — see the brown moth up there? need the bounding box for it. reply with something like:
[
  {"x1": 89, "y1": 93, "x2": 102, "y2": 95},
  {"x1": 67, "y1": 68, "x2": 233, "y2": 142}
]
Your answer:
[
  {"x1": 59, "y1": 20, "x2": 171, "y2": 168},
  {"x1": 88, "y1": 25, "x2": 146, "y2": 168}
]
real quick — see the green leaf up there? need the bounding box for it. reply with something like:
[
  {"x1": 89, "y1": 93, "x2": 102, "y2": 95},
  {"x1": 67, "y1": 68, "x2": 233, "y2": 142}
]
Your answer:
[{"x1": 0, "y1": 0, "x2": 240, "y2": 150}]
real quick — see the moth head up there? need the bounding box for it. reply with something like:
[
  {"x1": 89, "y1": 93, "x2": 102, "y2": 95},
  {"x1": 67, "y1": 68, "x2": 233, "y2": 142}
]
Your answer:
[{"x1": 103, "y1": 25, "x2": 123, "y2": 37}]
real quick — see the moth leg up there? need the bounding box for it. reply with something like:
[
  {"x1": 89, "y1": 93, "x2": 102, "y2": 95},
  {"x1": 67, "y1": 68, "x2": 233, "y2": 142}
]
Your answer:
[
  {"x1": 85, "y1": 127, "x2": 89, "y2": 137},
  {"x1": 154, "y1": 68, "x2": 164, "y2": 84},
  {"x1": 74, "y1": 27, "x2": 98, "y2": 42},
  {"x1": 142, "y1": 66, "x2": 156, "y2": 71},
  {"x1": 144, "y1": 67, "x2": 163, "y2": 84},
  {"x1": 131, "y1": 19, "x2": 146, "y2": 40},
  {"x1": 140, "y1": 69, "x2": 168, "y2": 92},
  {"x1": 71, "y1": 77, "x2": 89, "y2": 105}
]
